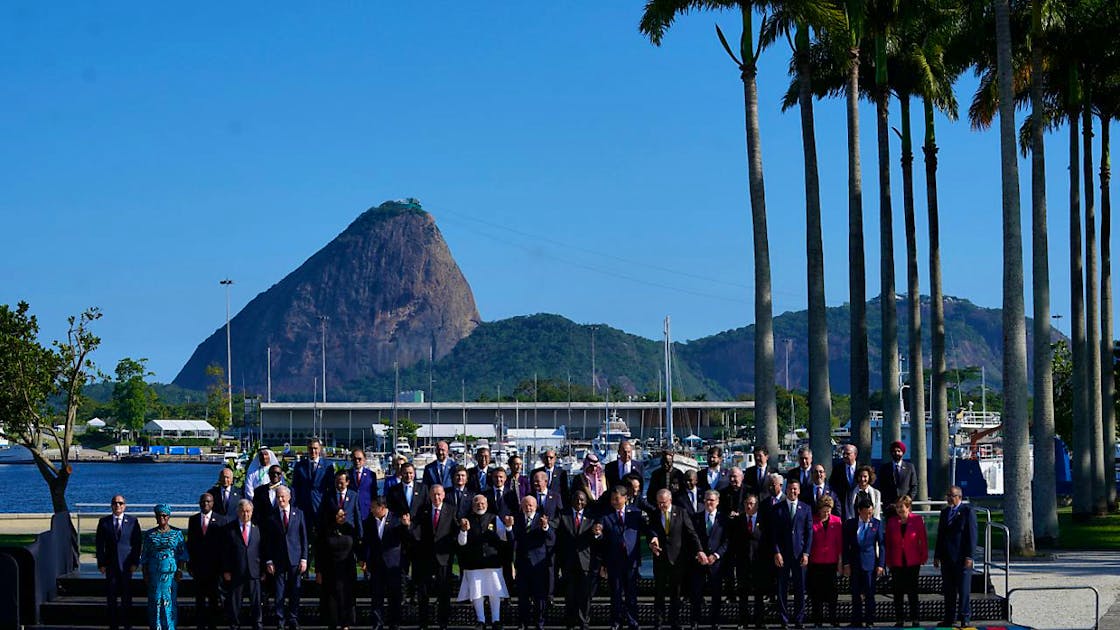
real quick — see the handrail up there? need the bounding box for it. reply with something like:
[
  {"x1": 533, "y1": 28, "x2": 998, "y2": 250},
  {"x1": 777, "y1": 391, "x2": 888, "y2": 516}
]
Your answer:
[
  {"x1": 1008, "y1": 585, "x2": 1099, "y2": 630},
  {"x1": 984, "y1": 522, "x2": 1010, "y2": 597}
]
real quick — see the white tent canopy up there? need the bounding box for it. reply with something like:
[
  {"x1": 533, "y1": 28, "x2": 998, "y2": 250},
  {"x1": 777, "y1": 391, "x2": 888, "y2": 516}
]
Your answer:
[
  {"x1": 86, "y1": 417, "x2": 106, "y2": 428},
  {"x1": 143, "y1": 419, "x2": 218, "y2": 439}
]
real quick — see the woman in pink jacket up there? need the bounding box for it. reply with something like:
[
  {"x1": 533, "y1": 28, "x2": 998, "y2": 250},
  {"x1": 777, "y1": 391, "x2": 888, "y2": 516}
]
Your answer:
[
  {"x1": 807, "y1": 494, "x2": 843, "y2": 627},
  {"x1": 885, "y1": 495, "x2": 928, "y2": 627}
]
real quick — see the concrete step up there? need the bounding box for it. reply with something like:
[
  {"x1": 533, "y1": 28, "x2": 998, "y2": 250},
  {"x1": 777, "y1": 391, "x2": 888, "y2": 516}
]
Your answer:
[{"x1": 38, "y1": 593, "x2": 1008, "y2": 627}]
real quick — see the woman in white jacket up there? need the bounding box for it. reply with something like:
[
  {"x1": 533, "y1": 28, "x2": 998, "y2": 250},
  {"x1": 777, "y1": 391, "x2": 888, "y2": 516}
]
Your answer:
[{"x1": 844, "y1": 465, "x2": 882, "y2": 521}]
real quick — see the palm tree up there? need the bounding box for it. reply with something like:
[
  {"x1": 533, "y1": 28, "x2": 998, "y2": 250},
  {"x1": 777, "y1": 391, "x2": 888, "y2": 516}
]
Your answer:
[
  {"x1": 1028, "y1": 0, "x2": 1058, "y2": 542},
  {"x1": 994, "y1": 0, "x2": 1034, "y2": 554},
  {"x1": 843, "y1": 0, "x2": 873, "y2": 466},
  {"x1": 1096, "y1": 80, "x2": 1118, "y2": 511},
  {"x1": 762, "y1": 3, "x2": 844, "y2": 471},
  {"x1": 1082, "y1": 73, "x2": 1107, "y2": 516},
  {"x1": 640, "y1": 0, "x2": 778, "y2": 457},
  {"x1": 868, "y1": 0, "x2": 903, "y2": 448}
]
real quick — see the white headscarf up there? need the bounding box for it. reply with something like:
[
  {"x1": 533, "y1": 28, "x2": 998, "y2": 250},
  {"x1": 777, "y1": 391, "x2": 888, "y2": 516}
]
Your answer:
[{"x1": 243, "y1": 448, "x2": 280, "y2": 498}]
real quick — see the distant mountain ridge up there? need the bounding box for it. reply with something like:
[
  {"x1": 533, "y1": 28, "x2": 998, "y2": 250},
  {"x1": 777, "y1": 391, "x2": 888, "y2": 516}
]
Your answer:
[{"x1": 337, "y1": 296, "x2": 1054, "y2": 402}]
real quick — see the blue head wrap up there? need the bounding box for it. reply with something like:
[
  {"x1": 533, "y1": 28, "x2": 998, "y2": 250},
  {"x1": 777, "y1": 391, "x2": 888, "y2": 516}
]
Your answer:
[{"x1": 154, "y1": 503, "x2": 172, "y2": 516}]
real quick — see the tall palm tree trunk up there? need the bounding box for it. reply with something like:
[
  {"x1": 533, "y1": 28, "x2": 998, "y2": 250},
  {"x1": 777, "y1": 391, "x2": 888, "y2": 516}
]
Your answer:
[
  {"x1": 1069, "y1": 95, "x2": 1091, "y2": 521},
  {"x1": 876, "y1": 35, "x2": 902, "y2": 451},
  {"x1": 795, "y1": 25, "x2": 833, "y2": 470},
  {"x1": 1083, "y1": 90, "x2": 1106, "y2": 515},
  {"x1": 1100, "y1": 115, "x2": 1116, "y2": 512},
  {"x1": 924, "y1": 97, "x2": 950, "y2": 500},
  {"x1": 740, "y1": 9, "x2": 778, "y2": 458},
  {"x1": 1029, "y1": 0, "x2": 1058, "y2": 542},
  {"x1": 899, "y1": 96, "x2": 927, "y2": 500},
  {"x1": 848, "y1": 44, "x2": 872, "y2": 465},
  {"x1": 994, "y1": 0, "x2": 1034, "y2": 555}
]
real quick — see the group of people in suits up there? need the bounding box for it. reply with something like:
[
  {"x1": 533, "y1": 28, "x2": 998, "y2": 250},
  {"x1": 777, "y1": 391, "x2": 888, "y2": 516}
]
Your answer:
[{"x1": 95, "y1": 436, "x2": 979, "y2": 630}]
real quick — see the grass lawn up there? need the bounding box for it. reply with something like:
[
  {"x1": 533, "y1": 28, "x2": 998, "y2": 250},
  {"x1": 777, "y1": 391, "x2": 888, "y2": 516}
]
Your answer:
[{"x1": 987, "y1": 506, "x2": 1120, "y2": 550}]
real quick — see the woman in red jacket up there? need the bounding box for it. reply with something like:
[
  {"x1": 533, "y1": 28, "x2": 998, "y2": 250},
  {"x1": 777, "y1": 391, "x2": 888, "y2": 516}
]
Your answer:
[
  {"x1": 885, "y1": 495, "x2": 928, "y2": 626},
  {"x1": 807, "y1": 494, "x2": 842, "y2": 627}
]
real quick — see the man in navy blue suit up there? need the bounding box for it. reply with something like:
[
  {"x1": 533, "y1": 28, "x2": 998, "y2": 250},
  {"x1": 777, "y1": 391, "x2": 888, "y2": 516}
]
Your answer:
[
  {"x1": 842, "y1": 497, "x2": 885, "y2": 627},
  {"x1": 223, "y1": 500, "x2": 265, "y2": 630},
  {"x1": 411, "y1": 485, "x2": 458, "y2": 630},
  {"x1": 422, "y1": 440, "x2": 456, "y2": 488},
  {"x1": 771, "y1": 480, "x2": 813, "y2": 629},
  {"x1": 266, "y1": 487, "x2": 308, "y2": 630},
  {"x1": 934, "y1": 486, "x2": 978, "y2": 627},
  {"x1": 691, "y1": 489, "x2": 730, "y2": 630},
  {"x1": 529, "y1": 469, "x2": 562, "y2": 520},
  {"x1": 507, "y1": 495, "x2": 556, "y2": 630},
  {"x1": 208, "y1": 467, "x2": 242, "y2": 517},
  {"x1": 648, "y1": 488, "x2": 701, "y2": 630},
  {"x1": 444, "y1": 465, "x2": 475, "y2": 518},
  {"x1": 362, "y1": 497, "x2": 411, "y2": 630},
  {"x1": 698, "y1": 445, "x2": 729, "y2": 493},
  {"x1": 323, "y1": 469, "x2": 363, "y2": 531},
  {"x1": 292, "y1": 438, "x2": 333, "y2": 528},
  {"x1": 532, "y1": 449, "x2": 570, "y2": 507},
  {"x1": 95, "y1": 494, "x2": 142, "y2": 630},
  {"x1": 594, "y1": 486, "x2": 649, "y2": 630},
  {"x1": 605, "y1": 440, "x2": 642, "y2": 488},
  {"x1": 348, "y1": 448, "x2": 378, "y2": 520},
  {"x1": 803, "y1": 464, "x2": 840, "y2": 513}
]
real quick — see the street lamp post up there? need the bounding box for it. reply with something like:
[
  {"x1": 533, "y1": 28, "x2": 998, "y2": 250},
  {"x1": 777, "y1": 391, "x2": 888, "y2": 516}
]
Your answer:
[
  {"x1": 220, "y1": 279, "x2": 234, "y2": 429},
  {"x1": 319, "y1": 315, "x2": 328, "y2": 438}
]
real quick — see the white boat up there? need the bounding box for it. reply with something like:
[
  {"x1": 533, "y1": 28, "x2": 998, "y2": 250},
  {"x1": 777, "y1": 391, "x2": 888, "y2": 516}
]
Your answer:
[
  {"x1": 394, "y1": 437, "x2": 413, "y2": 457},
  {"x1": 592, "y1": 416, "x2": 632, "y2": 461}
]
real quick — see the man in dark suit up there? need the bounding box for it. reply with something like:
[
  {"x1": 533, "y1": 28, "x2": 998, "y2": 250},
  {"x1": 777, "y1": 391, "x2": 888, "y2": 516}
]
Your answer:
[
  {"x1": 934, "y1": 486, "x2": 978, "y2": 627},
  {"x1": 529, "y1": 469, "x2": 562, "y2": 520},
  {"x1": 649, "y1": 488, "x2": 702, "y2": 630},
  {"x1": 467, "y1": 446, "x2": 494, "y2": 494},
  {"x1": 507, "y1": 495, "x2": 556, "y2": 630},
  {"x1": 506, "y1": 454, "x2": 531, "y2": 501},
  {"x1": 223, "y1": 500, "x2": 265, "y2": 630},
  {"x1": 744, "y1": 445, "x2": 774, "y2": 497},
  {"x1": 718, "y1": 467, "x2": 746, "y2": 516},
  {"x1": 828, "y1": 443, "x2": 859, "y2": 504},
  {"x1": 292, "y1": 438, "x2": 333, "y2": 528},
  {"x1": 95, "y1": 494, "x2": 141, "y2": 630},
  {"x1": 251, "y1": 465, "x2": 285, "y2": 525},
  {"x1": 485, "y1": 467, "x2": 519, "y2": 518},
  {"x1": 691, "y1": 490, "x2": 730, "y2": 630},
  {"x1": 187, "y1": 493, "x2": 227, "y2": 630},
  {"x1": 842, "y1": 497, "x2": 886, "y2": 627},
  {"x1": 785, "y1": 446, "x2": 814, "y2": 491},
  {"x1": 323, "y1": 469, "x2": 363, "y2": 531},
  {"x1": 802, "y1": 464, "x2": 839, "y2": 513},
  {"x1": 675, "y1": 470, "x2": 703, "y2": 517},
  {"x1": 733, "y1": 494, "x2": 768, "y2": 629},
  {"x1": 422, "y1": 440, "x2": 456, "y2": 488},
  {"x1": 532, "y1": 448, "x2": 570, "y2": 507},
  {"x1": 208, "y1": 467, "x2": 242, "y2": 517},
  {"x1": 412, "y1": 485, "x2": 458, "y2": 630},
  {"x1": 444, "y1": 465, "x2": 474, "y2": 518},
  {"x1": 758, "y1": 473, "x2": 786, "y2": 527},
  {"x1": 771, "y1": 481, "x2": 813, "y2": 629},
  {"x1": 876, "y1": 441, "x2": 919, "y2": 517},
  {"x1": 362, "y1": 497, "x2": 411, "y2": 630},
  {"x1": 604, "y1": 440, "x2": 642, "y2": 488},
  {"x1": 698, "y1": 445, "x2": 729, "y2": 493},
  {"x1": 594, "y1": 487, "x2": 648, "y2": 630},
  {"x1": 265, "y1": 486, "x2": 308, "y2": 630},
  {"x1": 646, "y1": 450, "x2": 685, "y2": 505},
  {"x1": 348, "y1": 448, "x2": 378, "y2": 521},
  {"x1": 385, "y1": 462, "x2": 427, "y2": 518},
  {"x1": 557, "y1": 490, "x2": 599, "y2": 630}
]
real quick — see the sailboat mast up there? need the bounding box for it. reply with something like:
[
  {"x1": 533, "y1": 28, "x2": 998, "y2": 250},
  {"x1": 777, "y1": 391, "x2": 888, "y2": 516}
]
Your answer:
[{"x1": 665, "y1": 316, "x2": 673, "y2": 447}]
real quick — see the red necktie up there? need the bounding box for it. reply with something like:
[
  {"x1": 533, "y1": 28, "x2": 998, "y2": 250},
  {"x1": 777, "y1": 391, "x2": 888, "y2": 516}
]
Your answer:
[
  {"x1": 433, "y1": 508, "x2": 441, "y2": 528},
  {"x1": 201, "y1": 515, "x2": 208, "y2": 535},
  {"x1": 241, "y1": 523, "x2": 249, "y2": 546},
  {"x1": 575, "y1": 512, "x2": 582, "y2": 530},
  {"x1": 283, "y1": 510, "x2": 289, "y2": 531}
]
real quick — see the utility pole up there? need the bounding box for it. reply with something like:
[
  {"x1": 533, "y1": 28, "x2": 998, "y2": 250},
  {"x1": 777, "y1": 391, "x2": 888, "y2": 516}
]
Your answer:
[
  {"x1": 429, "y1": 344, "x2": 435, "y2": 443},
  {"x1": 590, "y1": 325, "x2": 598, "y2": 396},
  {"x1": 319, "y1": 315, "x2": 328, "y2": 437},
  {"x1": 220, "y1": 278, "x2": 234, "y2": 429}
]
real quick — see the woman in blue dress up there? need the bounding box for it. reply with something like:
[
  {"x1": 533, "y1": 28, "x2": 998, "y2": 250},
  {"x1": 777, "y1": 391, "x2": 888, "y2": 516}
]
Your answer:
[{"x1": 140, "y1": 503, "x2": 188, "y2": 630}]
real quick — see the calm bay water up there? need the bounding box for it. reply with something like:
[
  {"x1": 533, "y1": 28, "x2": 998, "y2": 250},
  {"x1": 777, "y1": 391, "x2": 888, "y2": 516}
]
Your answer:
[{"x1": 0, "y1": 462, "x2": 225, "y2": 513}]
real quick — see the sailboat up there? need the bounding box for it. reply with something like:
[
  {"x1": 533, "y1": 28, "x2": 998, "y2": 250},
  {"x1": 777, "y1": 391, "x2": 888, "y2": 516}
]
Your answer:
[{"x1": 662, "y1": 316, "x2": 700, "y2": 474}]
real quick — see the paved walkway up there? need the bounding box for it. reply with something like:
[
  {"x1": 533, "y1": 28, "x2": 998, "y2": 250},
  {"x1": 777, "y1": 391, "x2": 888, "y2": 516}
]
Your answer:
[{"x1": 995, "y1": 551, "x2": 1120, "y2": 629}]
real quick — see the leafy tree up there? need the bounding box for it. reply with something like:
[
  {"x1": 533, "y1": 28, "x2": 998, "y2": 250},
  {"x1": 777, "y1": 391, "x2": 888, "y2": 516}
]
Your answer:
[
  {"x1": 206, "y1": 363, "x2": 231, "y2": 435},
  {"x1": 0, "y1": 302, "x2": 100, "y2": 513},
  {"x1": 112, "y1": 357, "x2": 157, "y2": 432}
]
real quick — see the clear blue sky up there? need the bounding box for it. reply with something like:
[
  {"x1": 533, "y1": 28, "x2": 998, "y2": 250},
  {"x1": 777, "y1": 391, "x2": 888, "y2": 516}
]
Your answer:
[{"x1": 1, "y1": 3, "x2": 1114, "y2": 382}]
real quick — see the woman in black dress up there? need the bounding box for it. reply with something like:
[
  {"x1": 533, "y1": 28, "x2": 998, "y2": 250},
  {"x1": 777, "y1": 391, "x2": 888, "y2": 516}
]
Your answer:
[{"x1": 317, "y1": 508, "x2": 358, "y2": 630}]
